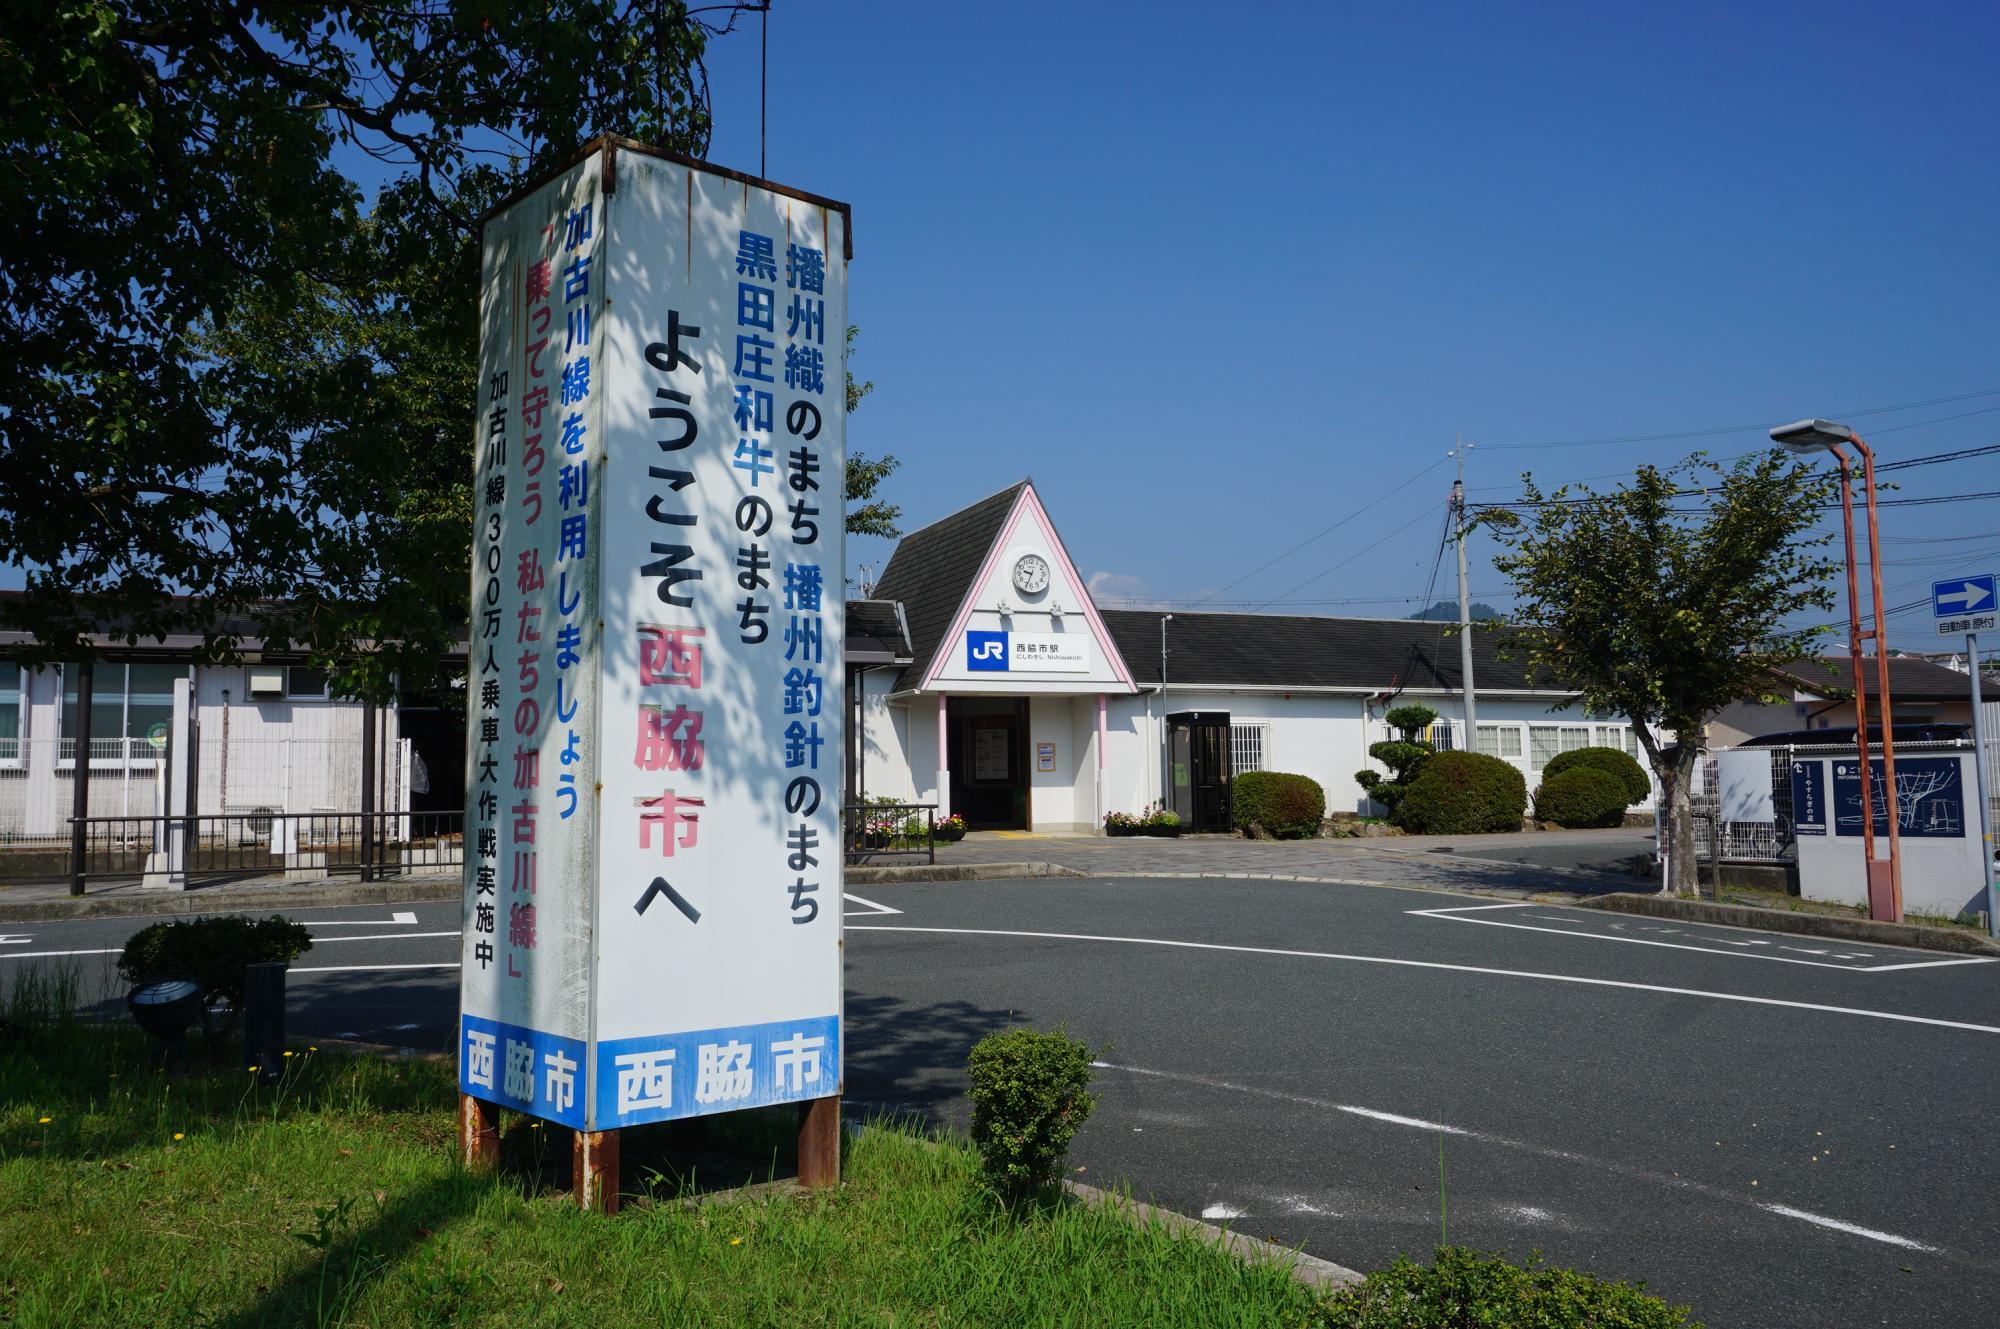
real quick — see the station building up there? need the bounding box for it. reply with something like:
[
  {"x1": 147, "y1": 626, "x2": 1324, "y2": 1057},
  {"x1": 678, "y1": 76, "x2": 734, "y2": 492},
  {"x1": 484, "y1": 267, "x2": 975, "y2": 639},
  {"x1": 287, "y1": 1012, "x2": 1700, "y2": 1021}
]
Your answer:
[{"x1": 845, "y1": 481, "x2": 1653, "y2": 832}]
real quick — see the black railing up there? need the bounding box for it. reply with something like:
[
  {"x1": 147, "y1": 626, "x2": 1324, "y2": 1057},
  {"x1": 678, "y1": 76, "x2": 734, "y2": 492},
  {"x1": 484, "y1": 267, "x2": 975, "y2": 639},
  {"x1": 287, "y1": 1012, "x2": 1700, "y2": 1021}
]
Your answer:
[
  {"x1": 69, "y1": 810, "x2": 463, "y2": 889},
  {"x1": 842, "y1": 803, "x2": 937, "y2": 865}
]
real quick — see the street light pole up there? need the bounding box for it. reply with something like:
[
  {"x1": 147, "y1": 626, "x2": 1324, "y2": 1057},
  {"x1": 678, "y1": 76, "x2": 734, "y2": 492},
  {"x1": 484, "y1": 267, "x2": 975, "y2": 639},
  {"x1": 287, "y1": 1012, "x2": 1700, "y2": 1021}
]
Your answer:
[
  {"x1": 1159, "y1": 614, "x2": 1173, "y2": 813},
  {"x1": 1772, "y1": 418, "x2": 1903, "y2": 922}
]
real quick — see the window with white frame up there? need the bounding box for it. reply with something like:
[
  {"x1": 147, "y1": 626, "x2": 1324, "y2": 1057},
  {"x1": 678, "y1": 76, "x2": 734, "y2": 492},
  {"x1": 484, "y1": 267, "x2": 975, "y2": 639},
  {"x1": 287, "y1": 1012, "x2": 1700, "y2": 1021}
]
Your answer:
[
  {"x1": 1531, "y1": 724, "x2": 1594, "y2": 772},
  {"x1": 1230, "y1": 723, "x2": 1267, "y2": 774},
  {"x1": 287, "y1": 666, "x2": 330, "y2": 699},
  {"x1": 1426, "y1": 720, "x2": 1457, "y2": 751},
  {"x1": 1593, "y1": 724, "x2": 1643, "y2": 759},
  {"x1": 0, "y1": 668, "x2": 21, "y2": 763},
  {"x1": 61, "y1": 662, "x2": 180, "y2": 761},
  {"x1": 1477, "y1": 723, "x2": 1523, "y2": 759}
]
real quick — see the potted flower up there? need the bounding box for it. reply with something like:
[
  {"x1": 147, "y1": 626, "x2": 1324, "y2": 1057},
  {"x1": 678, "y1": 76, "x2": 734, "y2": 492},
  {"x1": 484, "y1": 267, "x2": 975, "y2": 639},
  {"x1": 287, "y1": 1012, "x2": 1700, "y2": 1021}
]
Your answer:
[
  {"x1": 933, "y1": 814, "x2": 967, "y2": 843},
  {"x1": 1103, "y1": 811, "x2": 1140, "y2": 838},
  {"x1": 1143, "y1": 808, "x2": 1183, "y2": 838}
]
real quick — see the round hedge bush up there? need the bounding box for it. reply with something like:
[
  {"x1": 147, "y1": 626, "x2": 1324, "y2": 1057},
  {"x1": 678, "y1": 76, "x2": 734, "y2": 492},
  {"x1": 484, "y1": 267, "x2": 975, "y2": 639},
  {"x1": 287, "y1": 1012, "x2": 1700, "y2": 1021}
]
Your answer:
[
  {"x1": 1542, "y1": 745, "x2": 1650, "y2": 805},
  {"x1": 1231, "y1": 771, "x2": 1326, "y2": 839},
  {"x1": 1392, "y1": 751, "x2": 1527, "y2": 835},
  {"x1": 1533, "y1": 766, "x2": 1631, "y2": 828}
]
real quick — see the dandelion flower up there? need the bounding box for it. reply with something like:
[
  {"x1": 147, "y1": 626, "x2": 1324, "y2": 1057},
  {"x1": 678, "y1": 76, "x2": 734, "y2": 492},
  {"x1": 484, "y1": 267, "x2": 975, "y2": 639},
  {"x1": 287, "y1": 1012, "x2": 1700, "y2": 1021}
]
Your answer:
[
  {"x1": 283, "y1": 1051, "x2": 294, "y2": 1058},
  {"x1": 309, "y1": 1046, "x2": 319, "y2": 1052},
  {"x1": 247, "y1": 1066, "x2": 259, "y2": 1074},
  {"x1": 730, "y1": 1238, "x2": 742, "y2": 1246},
  {"x1": 173, "y1": 1133, "x2": 185, "y2": 1141},
  {"x1": 38, "y1": 1116, "x2": 52, "y2": 1124}
]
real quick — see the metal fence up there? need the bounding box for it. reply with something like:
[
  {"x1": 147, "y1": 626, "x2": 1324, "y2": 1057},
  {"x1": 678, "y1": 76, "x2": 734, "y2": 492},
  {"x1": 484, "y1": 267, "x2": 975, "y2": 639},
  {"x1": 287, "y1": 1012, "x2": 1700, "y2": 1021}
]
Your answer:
[
  {"x1": 1687, "y1": 739, "x2": 1996, "y2": 865},
  {"x1": 842, "y1": 803, "x2": 937, "y2": 864},
  {"x1": 70, "y1": 810, "x2": 463, "y2": 888}
]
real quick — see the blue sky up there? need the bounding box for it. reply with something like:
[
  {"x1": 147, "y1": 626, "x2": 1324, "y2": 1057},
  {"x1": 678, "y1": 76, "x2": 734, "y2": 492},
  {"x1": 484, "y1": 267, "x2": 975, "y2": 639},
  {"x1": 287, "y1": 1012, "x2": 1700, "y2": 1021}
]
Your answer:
[{"x1": 690, "y1": 0, "x2": 2000, "y2": 654}]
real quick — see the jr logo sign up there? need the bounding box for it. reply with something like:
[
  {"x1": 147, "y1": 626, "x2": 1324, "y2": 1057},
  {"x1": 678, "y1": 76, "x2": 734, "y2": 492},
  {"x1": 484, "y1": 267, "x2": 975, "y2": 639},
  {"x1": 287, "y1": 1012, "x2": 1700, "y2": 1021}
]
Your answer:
[{"x1": 966, "y1": 631, "x2": 1009, "y2": 671}]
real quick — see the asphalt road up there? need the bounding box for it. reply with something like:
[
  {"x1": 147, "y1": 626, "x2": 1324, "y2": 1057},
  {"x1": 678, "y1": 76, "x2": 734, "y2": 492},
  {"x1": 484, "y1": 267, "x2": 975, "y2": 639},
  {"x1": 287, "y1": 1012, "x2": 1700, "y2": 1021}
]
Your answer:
[{"x1": 7, "y1": 877, "x2": 1998, "y2": 1328}]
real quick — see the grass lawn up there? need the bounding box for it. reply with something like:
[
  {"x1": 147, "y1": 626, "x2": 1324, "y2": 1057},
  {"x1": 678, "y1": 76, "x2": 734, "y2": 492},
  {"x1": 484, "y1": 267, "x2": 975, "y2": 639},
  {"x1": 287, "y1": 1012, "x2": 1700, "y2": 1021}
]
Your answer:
[{"x1": 0, "y1": 989, "x2": 1322, "y2": 1327}]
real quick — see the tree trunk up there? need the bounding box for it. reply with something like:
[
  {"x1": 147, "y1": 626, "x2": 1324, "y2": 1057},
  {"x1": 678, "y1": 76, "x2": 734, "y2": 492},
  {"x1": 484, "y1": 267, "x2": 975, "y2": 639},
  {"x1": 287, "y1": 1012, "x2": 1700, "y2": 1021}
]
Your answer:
[{"x1": 1666, "y1": 746, "x2": 1702, "y2": 897}]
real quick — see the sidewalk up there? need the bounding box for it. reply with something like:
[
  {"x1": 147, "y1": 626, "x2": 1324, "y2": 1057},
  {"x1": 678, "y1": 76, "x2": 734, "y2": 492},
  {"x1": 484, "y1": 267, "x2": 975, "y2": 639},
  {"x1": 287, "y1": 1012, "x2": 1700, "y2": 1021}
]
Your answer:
[{"x1": 0, "y1": 870, "x2": 459, "y2": 922}]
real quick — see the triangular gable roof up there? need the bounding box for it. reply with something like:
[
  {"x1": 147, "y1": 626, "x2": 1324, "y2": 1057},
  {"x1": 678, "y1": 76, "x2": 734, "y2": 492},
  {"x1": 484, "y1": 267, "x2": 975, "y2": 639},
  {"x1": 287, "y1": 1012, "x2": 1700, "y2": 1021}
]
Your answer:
[{"x1": 872, "y1": 481, "x2": 1134, "y2": 693}]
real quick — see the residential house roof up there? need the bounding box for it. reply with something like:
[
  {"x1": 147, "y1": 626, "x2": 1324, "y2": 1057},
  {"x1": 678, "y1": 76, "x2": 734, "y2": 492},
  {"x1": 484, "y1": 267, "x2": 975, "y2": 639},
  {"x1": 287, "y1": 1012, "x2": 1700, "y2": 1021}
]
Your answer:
[{"x1": 1769, "y1": 656, "x2": 1974, "y2": 703}]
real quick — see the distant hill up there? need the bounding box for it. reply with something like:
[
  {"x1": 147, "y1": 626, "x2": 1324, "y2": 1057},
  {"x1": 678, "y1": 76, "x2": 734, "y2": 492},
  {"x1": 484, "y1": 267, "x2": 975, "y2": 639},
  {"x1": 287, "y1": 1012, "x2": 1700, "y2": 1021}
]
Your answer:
[{"x1": 1409, "y1": 599, "x2": 1502, "y2": 623}]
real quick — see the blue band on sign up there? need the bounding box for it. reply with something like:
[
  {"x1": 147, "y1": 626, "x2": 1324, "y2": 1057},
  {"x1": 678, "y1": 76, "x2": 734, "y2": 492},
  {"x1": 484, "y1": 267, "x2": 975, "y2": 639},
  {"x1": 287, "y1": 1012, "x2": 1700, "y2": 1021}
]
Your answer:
[
  {"x1": 458, "y1": 1015, "x2": 589, "y2": 1128},
  {"x1": 593, "y1": 1015, "x2": 840, "y2": 1129}
]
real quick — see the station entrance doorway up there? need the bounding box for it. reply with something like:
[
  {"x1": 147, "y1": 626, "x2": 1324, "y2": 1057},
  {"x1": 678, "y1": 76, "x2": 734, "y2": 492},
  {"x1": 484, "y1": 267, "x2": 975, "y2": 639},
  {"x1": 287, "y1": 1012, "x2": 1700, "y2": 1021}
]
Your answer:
[
  {"x1": 948, "y1": 696, "x2": 1029, "y2": 830},
  {"x1": 1167, "y1": 710, "x2": 1233, "y2": 832}
]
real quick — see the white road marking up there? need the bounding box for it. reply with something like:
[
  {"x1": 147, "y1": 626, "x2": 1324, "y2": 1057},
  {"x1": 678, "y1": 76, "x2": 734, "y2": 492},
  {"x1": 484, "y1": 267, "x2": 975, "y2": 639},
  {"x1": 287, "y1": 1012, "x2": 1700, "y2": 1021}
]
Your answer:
[
  {"x1": 1200, "y1": 1204, "x2": 1246, "y2": 1220},
  {"x1": 308, "y1": 931, "x2": 459, "y2": 944},
  {"x1": 1407, "y1": 904, "x2": 1994, "y2": 973},
  {"x1": 0, "y1": 936, "x2": 32, "y2": 946},
  {"x1": 309, "y1": 912, "x2": 422, "y2": 927},
  {"x1": 1758, "y1": 1204, "x2": 1940, "y2": 1253},
  {"x1": 848, "y1": 925, "x2": 2000, "y2": 1035},
  {"x1": 1094, "y1": 1061, "x2": 1955, "y2": 1260},
  {"x1": 290, "y1": 962, "x2": 460, "y2": 974},
  {"x1": 842, "y1": 892, "x2": 903, "y2": 917},
  {"x1": 2, "y1": 948, "x2": 122, "y2": 961}
]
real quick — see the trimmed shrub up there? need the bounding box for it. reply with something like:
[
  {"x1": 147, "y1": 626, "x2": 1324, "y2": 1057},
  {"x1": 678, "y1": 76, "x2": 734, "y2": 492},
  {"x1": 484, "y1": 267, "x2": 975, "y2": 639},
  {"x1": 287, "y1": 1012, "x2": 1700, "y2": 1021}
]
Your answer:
[
  {"x1": 1232, "y1": 771, "x2": 1326, "y2": 839},
  {"x1": 1544, "y1": 744, "x2": 1650, "y2": 805},
  {"x1": 1534, "y1": 766, "x2": 1630, "y2": 828},
  {"x1": 1320, "y1": 1245, "x2": 1701, "y2": 1328},
  {"x1": 1392, "y1": 752, "x2": 1527, "y2": 835},
  {"x1": 118, "y1": 915, "x2": 313, "y2": 1029},
  {"x1": 967, "y1": 1027, "x2": 1097, "y2": 1201}
]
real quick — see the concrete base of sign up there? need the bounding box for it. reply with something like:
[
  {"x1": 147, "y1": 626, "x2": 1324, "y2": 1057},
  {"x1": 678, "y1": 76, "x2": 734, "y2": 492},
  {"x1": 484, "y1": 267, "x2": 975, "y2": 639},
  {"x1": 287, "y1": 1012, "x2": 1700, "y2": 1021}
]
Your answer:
[
  {"x1": 798, "y1": 1094, "x2": 841, "y2": 1189},
  {"x1": 574, "y1": 1128, "x2": 620, "y2": 1214},
  {"x1": 283, "y1": 852, "x2": 329, "y2": 881},
  {"x1": 140, "y1": 853, "x2": 186, "y2": 890}
]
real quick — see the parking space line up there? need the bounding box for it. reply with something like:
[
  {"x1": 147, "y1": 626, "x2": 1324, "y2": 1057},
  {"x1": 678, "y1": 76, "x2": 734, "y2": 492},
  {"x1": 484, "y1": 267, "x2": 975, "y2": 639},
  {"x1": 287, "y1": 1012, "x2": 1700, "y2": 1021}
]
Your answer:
[
  {"x1": 842, "y1": 892, "x2": 904, "y2": 917},
  {"x1": 1406, "y1": 904, "x2": 1996, "y2": 973},
  {"x1": 846, "y1": 925, "x2": 2000, "y2": 1035}
]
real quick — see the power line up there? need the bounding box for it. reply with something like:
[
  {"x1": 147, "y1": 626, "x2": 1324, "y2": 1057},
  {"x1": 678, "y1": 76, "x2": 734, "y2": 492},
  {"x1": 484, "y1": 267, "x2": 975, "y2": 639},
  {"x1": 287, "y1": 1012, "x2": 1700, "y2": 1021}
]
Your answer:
[
  {"x1": 1479, "y1": 386, "x2": 2000, "y2": 451},
  {"x1": 1192, "y1": 456, "x2": 1451, "y2": 605},
  {"x1": 1244, "y1": 504, "x2": 1446, "y2": 612}
]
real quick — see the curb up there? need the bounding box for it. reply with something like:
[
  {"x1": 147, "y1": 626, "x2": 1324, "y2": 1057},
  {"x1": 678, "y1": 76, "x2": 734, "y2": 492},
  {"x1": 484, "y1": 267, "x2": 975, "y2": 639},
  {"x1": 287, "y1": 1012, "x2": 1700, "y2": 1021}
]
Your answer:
[
  {"x1": 847, "y1": 1124, "x2": 1363, "y2": 1292},
  {"x1": 844, "y1": 861, "x2": 1087, "y2": 884},
  {"x1": 0, "y1": 875, "x2": 461, "y2": 924},
  {"x1": 1577, "y1": 891, "x2": 2000, "y2": 956},
  {"x1": 1062, "y1": 1178, "x2": 1364, "y2": 1289}
]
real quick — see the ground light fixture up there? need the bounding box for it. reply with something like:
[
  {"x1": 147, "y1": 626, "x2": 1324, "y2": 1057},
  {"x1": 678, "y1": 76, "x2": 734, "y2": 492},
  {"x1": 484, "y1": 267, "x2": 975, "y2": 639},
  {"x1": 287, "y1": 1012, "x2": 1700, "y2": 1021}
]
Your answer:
[
  {"x1": 127, "y1": 978, "x2": 205, "y2": 1061},
  {"x1": 1769, "y1": 417, "x2": 1903, "y2": 920}
]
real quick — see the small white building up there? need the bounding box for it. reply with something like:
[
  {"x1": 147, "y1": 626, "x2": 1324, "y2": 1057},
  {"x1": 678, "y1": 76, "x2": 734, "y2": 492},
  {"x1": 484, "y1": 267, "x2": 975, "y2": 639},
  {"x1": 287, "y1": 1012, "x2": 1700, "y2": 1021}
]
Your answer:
[
  {"x1": 847, "y1": 480, "x2": 1651, "y2": 832},
  {"x1": 0, "y1": 636, "x2": 428, "y2": 849}
]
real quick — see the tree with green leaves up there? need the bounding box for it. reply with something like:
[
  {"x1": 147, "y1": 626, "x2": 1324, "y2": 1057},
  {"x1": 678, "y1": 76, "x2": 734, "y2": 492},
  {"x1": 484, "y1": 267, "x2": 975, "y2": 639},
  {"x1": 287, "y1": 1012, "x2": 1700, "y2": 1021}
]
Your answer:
[
  {"x1": 1355, "y1": 702, "x2": 1437, "y2": 814},
  {"x1": 1481, "y1": 452, "x2": 1837, "y2": 894},
  {"x1": 843, "y1": 323, "x2": 901, "y2": 538},
  {"x1": 0, "y1": 2, "x2": 756, "y2": 698}
]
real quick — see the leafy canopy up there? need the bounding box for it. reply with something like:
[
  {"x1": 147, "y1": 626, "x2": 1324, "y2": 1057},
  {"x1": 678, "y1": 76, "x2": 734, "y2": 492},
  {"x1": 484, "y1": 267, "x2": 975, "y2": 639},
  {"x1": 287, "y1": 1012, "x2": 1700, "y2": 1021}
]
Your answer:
[
  {"x1": 0, "y1": 3, "x2": 899, "y2": 697},
  {"x1": 1482, "y1": 452, "x2": 1837, "y2": 758}
]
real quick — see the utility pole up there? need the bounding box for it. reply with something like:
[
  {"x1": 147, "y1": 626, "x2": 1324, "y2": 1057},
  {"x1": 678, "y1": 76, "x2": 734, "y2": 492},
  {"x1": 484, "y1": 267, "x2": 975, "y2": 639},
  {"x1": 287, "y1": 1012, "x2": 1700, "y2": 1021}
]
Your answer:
[{"x1": 1452, "y1": 439, "x2": 1476, "y2": 748}]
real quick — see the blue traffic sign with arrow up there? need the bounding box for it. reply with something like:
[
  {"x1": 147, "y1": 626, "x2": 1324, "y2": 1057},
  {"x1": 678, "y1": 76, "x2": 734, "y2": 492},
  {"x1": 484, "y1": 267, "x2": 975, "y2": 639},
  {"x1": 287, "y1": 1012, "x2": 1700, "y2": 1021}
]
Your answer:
[
  {"x1": 1932, "y1": 573, "x2": 1998, "y2": 636},
  {"x1": 1933, "y1": 574, "x2": 1996, "y2": 617}
]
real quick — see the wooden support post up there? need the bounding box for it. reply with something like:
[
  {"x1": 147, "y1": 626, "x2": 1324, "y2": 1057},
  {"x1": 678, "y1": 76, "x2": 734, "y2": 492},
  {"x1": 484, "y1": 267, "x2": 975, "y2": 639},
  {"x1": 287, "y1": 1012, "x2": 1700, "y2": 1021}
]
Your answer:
[
  {"x1": 574, "y1": 1128, "x2": 621, "y2": 1214},
  {"x1": 797, "y1": 1094, "x2": 841, "y2": 1189},
  {"x1": 459, "y1": 1094, "x2": 499, "y2": 1169}
]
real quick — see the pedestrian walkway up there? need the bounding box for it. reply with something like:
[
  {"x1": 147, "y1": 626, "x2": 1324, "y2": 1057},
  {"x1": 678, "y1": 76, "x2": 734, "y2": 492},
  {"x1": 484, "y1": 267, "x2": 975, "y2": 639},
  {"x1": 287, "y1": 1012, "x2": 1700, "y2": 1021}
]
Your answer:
[{"x1": 896, "y1": 827, "x2": 1656, "y2": 898}]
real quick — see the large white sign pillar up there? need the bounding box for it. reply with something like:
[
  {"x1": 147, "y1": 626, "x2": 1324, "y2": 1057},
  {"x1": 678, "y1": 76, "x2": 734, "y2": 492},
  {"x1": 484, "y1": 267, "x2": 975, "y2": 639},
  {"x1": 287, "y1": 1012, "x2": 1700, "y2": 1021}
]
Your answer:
[{"x1": 457, "y1": 140, "x2": 851, "y2": 1202}]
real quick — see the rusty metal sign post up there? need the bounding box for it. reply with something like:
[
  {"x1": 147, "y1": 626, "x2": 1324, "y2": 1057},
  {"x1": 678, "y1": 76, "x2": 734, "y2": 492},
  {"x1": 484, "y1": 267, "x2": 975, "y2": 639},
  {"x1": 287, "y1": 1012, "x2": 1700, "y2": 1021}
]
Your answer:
[{"x1": 457, "y1": 138, "x2": 852, "y2": 1212}]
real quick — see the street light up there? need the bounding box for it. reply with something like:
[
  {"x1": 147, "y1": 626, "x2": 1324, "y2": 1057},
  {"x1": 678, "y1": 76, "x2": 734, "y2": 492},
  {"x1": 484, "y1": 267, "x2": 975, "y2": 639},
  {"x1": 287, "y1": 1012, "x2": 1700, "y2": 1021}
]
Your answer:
[{"x1": 1770, "y1": 418, "x2": 1903, "y2": 921}]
